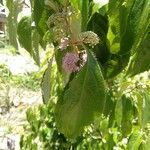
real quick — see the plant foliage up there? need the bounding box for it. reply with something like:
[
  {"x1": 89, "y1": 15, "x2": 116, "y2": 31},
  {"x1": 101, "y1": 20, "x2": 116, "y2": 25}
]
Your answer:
[{"x1": 17, "y1": 0, "x2": 150, "y2": 148}]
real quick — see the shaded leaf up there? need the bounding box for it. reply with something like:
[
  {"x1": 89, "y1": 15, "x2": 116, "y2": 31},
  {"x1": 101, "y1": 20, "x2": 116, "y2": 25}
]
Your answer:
[
  {"x1": 87, "y1": 13, "x2": 110, "y2": 65},
  {"x1": 121, "y1": 95, "x2": 133, "y2": 136},
  {"x1": 17, "y1": 16, "x2": 31, "y2": 54},
  {"x1": 103, "y1": 91, "x2": 115, "y2": 117},
  {"x1": 115, "y1": 95, "x2": 133, "y2": 136},
  {"x1": 34, "y1": 0, "x2": 50, "y2": 37},
  {"x1": 126, "y1": 31, "x2": 150, "y2": 76},
  {"x1": 120, "y1": 0, "x2": 150, "y2": 72}
]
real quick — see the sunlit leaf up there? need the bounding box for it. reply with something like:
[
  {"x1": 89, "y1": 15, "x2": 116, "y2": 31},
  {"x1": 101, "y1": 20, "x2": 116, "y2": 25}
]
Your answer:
[
  {"x1": 41, "y1": 57, "x2": 53, "y2": 104},
  {"x1": 127, "y1": 129, "x2": 142, "y2": 150}
]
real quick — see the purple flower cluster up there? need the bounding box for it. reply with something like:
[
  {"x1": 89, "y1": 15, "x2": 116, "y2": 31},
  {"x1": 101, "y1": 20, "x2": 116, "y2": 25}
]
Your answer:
[{"x1": 62, "y1": 52, "x2": 79, "y2": 73}]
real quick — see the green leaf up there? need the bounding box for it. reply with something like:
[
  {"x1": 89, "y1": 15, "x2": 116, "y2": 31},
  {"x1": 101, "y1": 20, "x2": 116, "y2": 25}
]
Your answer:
[
  {"x1": 81, "y1": 0, "x2": 89, "y2": 31},
  {"x1": 43, "y1": 29, "x2": 54, "y2": 43},
  {"x1": 127, "y1": 129, "x2": 142, "y2": 150},
  {"x1": 133, "y1": 91, "x2": 143, "y2": 126},
  {"x1": 115, "y1": 100, "x2": 122, "y2": 127},
  {"x1": 126, "y1": 31, "x2": 150, "y2": 76},
  {"x1": 92, "y1": 0, "x2": 109, "y2": 13},
  {"x1": 45, "y1": 0, "x2": 59, "y2": 11},
  {"x1": 55, "y1": 49, "x2": 64, "y2": 73},
  {"x1": 26, "y1": 108, "x2": 40, "y2": 133},
  {"x1": 103, "y1": 92, "x2": 115, "y2": 117},
  {"x1": 55, "y1": 48, "x2": 106, "y2": 139},
  {"x1": 34, "y1": 0, "x2": 50, "y2": 37},
  {"x1": 87, "y1": 13, "x2": 110, "y2": 65},
  {"x1": 143, "y1": 133, "x2": 150, "y2": 150},
  {"x1": 120, "y1": 0, "x2": 150, "y2": 70},
  {"x1": 41, "y1": 57, "x2": 53, "y2": 104},
  {"x1": 70, "y1": 0, "x2": 80, "y2": 10},
  {"x1": 17, "y1": 17, "x2": 41, "y2": 65},
  {"x1": 142, "y1": 92, "x2": 150, "y2": 127},
  {"x1": 105, "y1": 0, "x2": 150, "y2": 78},
  {"x1": 115, "y1": 95, "x2": 133, "y2": 136},
  {"x1": 17, "y1": 16, "x2": 32, "y2": 54},
  {"x1": 32, "y1": 29, "x2": 40, "y2": 66},
  {"x1": 107, "y1": 0, "x2": 122, "y2": 54},
  {"x1": 120, "y1": 0, "x2": 150, "y2": 57},
  {"x1": 121, "y1": 95, "x2": 133, "y2": 136},
  {"x1": 6, "y1": 0, "x2": 19, "y2": 51}
]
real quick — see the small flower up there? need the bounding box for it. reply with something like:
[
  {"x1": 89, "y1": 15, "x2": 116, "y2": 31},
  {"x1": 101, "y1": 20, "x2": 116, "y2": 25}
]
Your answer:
[
  {"x1": 59, "y1": 37, "x2": 69, "y2": 50},
  {"x1": 79, "y1": 31, "x2": 99, "y2": 46},
  {"x1": 62, "y1": 52, "x2": 79, "y2": 73}
]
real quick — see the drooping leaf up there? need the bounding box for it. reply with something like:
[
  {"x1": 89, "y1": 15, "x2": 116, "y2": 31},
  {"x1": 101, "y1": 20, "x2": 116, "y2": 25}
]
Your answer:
[
  {"x1": 119, "y1": 0, "x2": 150, "y2": 62},
  {"x1": 123, "y1": 0, "x2": 150, "y2": 64},
  {"x1": 115, "y1": 95, "x2": 133, "y2": 136},
  {"x1": 55, "y1": 48, "x2": 106, "y2": 139},
  {"x1": 17, "y1": 16, "x2": 32, "y2": 54},
  {"x1": 121, "y1": 95, "x2": 133, "y2": 136},
  {"x1": 41, "y1": 57, "x2": 53, "y2": 104},
  {"x1": 126, "y1": 31, "x2": 150, "y2": 76},
  {"x1": 104, "y1": 0, "x2": 126, "y2": 78},
  {"x1": 105, "y1": 0, "x2": 150, "y2": 78}
]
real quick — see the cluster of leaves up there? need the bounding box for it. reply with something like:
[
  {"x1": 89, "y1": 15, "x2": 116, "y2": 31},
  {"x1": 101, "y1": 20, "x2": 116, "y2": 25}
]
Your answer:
[
  {"x1": 17, "y1": 0, "x2": 150, "y2": 147},
  {"x1": 20, "y1": 71, "x2": 150, "y2": 150}
]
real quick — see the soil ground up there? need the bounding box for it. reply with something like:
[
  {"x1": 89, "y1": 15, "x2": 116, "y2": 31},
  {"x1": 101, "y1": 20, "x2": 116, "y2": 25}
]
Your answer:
[{"x1": 0, "y1": 47, "x2": 42, "y2": 150}]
